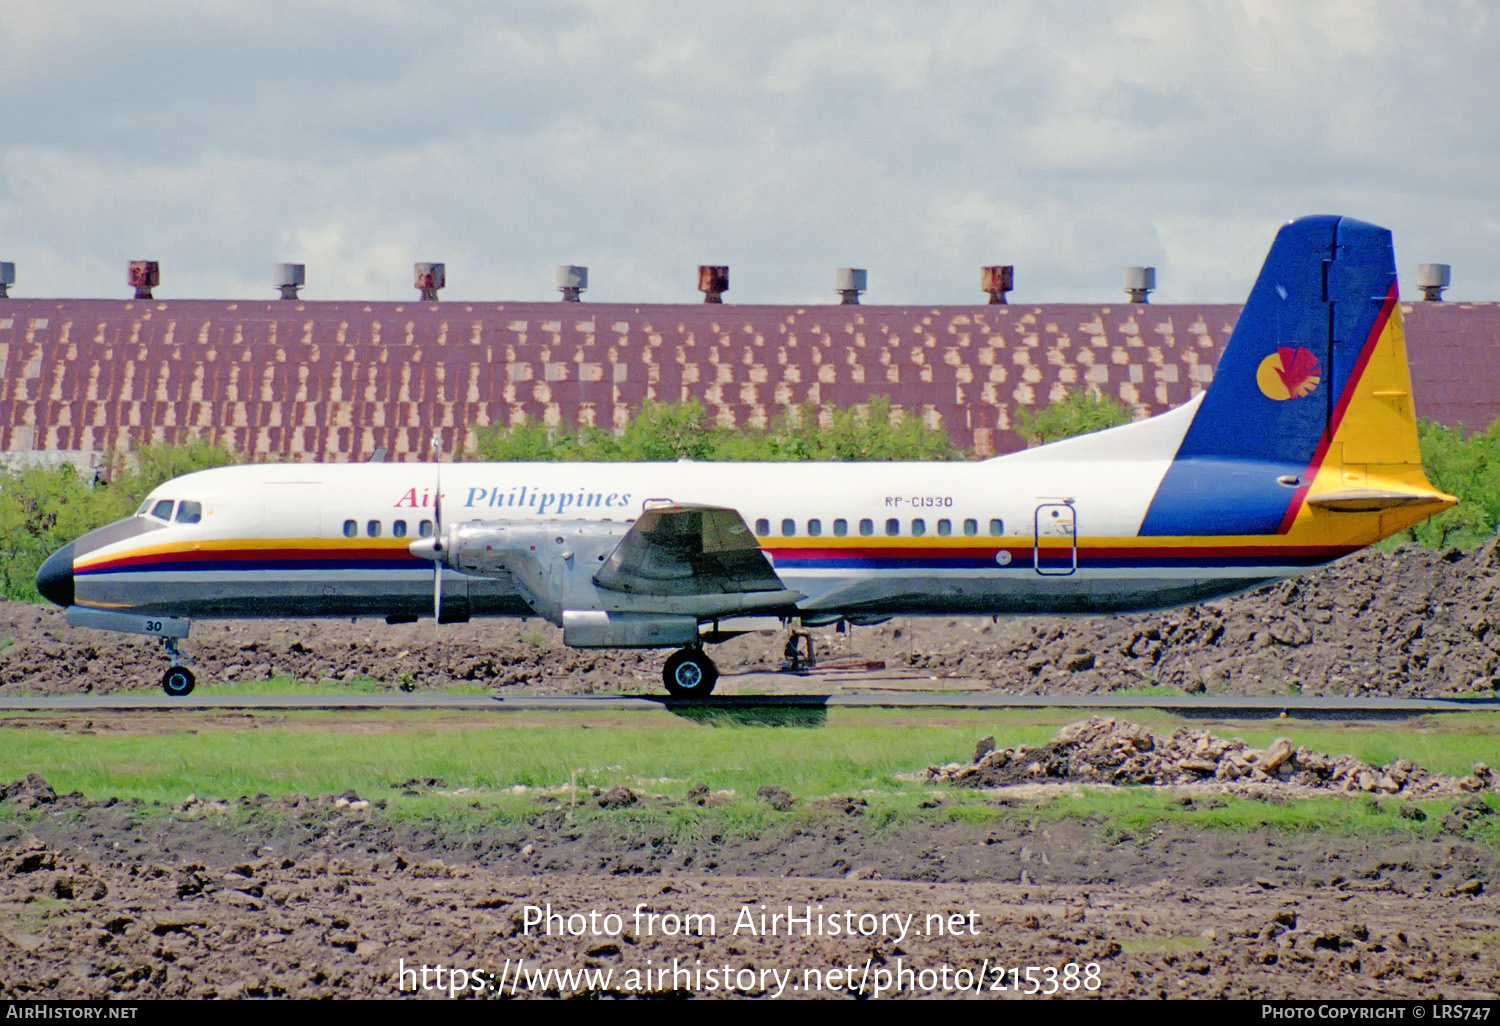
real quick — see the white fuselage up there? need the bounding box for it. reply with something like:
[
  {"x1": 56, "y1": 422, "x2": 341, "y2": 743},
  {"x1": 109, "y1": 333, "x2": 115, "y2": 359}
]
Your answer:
[{"x1": 68, "y1": 398, "x2": 1346, "y2": 624}]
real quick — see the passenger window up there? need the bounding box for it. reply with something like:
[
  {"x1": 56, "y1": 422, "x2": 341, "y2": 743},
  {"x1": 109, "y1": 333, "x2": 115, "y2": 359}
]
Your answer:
[
  {"x1": 755, "y1": 518, "x2": 769, "y2": 537},
  {"x1": 911, "y1": 518, "x2": 926, "y2": 537},
  {"x1": 859, "y1": 519, "x2": 874, "y2": 537},
  {"x1": 367, "y1": 520, "x2": 381, "y2": 538},
  {"x1": 807, "y1": 519, "x2": 822, "y2": 537},
  {"x1": 989, "y1": 519, "x2": 1004, "y2": 535},
  {"x1": 151, "y1": 499, "x2": 175, "y2": 521},
  {"x1": 393, "y1": 520, "x2": 407, "y2": 538},
  {"x1": 781, "y1": 518, "x2": 796, "y2": 536},
  {"x1": 343, "y1": 520, "x2": 358, "y2": 538},
  {"x1": 175, "y1": 500, "x2": 202, "y2": 524},
  {"x1": 885, "y1": 518, "x2": 900, "y2": 537},
  {"x1": 937, "y1": 519, "x2": 952, "y2": 537},
  {"x1": 419, "y1": 520, "x2": 434, "y2": 538},
  {"x1": 833, "y1": 519, "x2": 848, "y2": 537},
  {"x1": 963, "y1": 519, "x2": 978, "y2": 537}
]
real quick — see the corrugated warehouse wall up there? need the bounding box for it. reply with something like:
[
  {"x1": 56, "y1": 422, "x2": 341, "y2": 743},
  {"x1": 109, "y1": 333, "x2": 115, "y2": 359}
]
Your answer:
[{"x1": 0, "y1": 298, "x2": 1492, "y2": 461}]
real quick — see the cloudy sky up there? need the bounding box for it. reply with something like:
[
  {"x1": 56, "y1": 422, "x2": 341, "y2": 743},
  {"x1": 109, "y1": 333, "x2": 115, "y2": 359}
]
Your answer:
[{"x1": 2, "y1": 1, "x2": 1496, "y2": 305}]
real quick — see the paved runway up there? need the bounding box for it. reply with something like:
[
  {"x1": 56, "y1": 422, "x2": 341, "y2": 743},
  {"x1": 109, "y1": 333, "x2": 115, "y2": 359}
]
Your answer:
[{"x1": 1, "y1": 692, "x2": 1495, "y2": 717}]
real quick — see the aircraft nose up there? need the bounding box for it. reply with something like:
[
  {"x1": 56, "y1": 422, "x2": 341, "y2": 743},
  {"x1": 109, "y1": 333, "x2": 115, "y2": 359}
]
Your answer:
[{"x1": 35, "y1": 541, "x2": 75, "y2": 608}]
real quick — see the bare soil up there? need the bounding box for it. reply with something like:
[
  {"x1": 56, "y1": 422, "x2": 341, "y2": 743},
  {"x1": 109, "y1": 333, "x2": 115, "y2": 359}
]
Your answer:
[{"x1": 0, "y1": 769, "x2": 1498, "y2": 1000}]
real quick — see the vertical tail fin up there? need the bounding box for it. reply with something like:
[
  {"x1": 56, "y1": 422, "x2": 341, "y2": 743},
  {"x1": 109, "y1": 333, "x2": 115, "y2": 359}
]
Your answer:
[{"x1": 1140, "y1": 215, "x2": 1451, "y2": 537}]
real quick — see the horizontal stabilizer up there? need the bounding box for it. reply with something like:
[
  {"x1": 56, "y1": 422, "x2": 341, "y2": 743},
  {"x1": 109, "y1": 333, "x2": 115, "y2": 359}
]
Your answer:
[{"x1": 1304, "y1": 490, "x2": 1453, "y2": 513}]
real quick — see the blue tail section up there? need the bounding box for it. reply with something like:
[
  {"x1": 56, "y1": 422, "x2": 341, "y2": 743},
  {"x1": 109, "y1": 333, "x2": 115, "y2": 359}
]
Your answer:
[{"x1": 1138, "y1": 216, "x2": 1397, "y2": 536}]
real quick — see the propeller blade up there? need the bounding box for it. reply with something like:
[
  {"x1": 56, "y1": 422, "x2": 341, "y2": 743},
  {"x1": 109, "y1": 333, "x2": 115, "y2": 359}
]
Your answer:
[{"x1": 432, "y1": 464, "x2": 444, "y2": 552}]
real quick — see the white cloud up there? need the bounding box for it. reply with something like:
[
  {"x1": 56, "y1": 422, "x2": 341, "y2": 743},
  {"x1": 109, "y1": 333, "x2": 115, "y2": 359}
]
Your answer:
[{"x1": 1, "y1": 0, "x2": 1498, "y2": 303}]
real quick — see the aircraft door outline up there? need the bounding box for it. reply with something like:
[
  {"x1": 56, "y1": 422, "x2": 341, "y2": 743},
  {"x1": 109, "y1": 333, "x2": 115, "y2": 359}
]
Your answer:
[{"x1": 1033, "y1": 503, "x2": 1077, "y2": 576}]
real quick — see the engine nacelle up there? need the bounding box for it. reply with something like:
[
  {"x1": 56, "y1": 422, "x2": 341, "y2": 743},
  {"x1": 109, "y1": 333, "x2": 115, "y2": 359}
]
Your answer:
[
  {"x1": 428, "y1": 520, "x2": 628, "y2": 623},
  {"x1": 561, "y1": 610, "x2": 699, "y2": 648}
]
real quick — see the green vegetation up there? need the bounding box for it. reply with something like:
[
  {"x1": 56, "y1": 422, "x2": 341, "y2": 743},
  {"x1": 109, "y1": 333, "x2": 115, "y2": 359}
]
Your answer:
[
  {"x1": 1108, "y1": 684, "x2": 1185, "y2": 698},
  {"x1": 1031, "y1": 786, "x2": 1471, "y2": 839},
  {"x1": 1384, "y1": 419, "x2": 1500, "y2": 549},
  {"x1": 0, "y1": 673, "x2": 493, "y2": 699},
  {"x1": 1117, "y1": 936, "x2": 1211, "y2": 956},
  {"x1": 0, "y1": 462, "x2": 103, "y2": 601},
  {"x1": 0, "y1": 439, "x2": 237, "y2": 601},
  {"x1": 158, "y1": 675, "x2": 486, "y2": 697},
  {"x1": 1012, "y1": 388, "x2": 1133, "y2": 446},
  {"x1": 0, "y1": 708, "x2": 1012, "y2": 805},
  {"x1": 471, "y1": 397, "x2": 954, "y2": 463},
  {"x1": 0, "y1": 709, "x2": 1494, "y2": 844}
]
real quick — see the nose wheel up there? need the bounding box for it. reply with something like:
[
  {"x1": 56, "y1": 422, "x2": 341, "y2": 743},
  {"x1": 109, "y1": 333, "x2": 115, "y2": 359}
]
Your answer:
[
  {"x1": 663, "y1": 647, "x2": 718, "y2": 698},
  {"x1": 161, "y1": 666, "x2": 196, "y2": 698},
  {"x1": 160, "y1": 637, "x2": 195, "y2": 697}
]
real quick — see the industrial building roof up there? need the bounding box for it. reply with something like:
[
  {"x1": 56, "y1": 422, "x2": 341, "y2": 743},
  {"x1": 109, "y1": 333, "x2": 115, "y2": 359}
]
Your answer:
[{"x1": 0, "y1": 297, "x2": 1493, "y2": 462}]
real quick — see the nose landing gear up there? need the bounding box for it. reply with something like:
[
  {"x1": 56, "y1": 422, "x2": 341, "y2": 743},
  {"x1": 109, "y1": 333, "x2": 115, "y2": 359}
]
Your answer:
[{"x1": 160, "y1": 638, "x2": 196, "y2": 697}]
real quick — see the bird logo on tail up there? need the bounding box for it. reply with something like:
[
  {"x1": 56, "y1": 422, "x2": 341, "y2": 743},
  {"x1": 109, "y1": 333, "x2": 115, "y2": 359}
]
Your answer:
[{"x1": 1256, "y1": 346, "x2": 1322, "y2": 401}]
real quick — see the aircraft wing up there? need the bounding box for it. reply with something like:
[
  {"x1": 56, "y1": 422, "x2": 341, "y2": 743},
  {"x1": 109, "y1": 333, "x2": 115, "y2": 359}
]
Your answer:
[{"x1": 594, "y1": 505, "x2": 785, "y2": 597}]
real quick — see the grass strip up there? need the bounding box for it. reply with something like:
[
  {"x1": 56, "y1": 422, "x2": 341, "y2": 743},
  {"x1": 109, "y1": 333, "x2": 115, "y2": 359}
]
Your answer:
[{"x1": 0, "y1": 709, "x2": 1493, "y2": 840}]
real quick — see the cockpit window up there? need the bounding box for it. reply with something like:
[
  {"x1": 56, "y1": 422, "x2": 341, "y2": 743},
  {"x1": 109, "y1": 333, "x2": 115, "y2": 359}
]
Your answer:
[
  {"x1": 150, "y1": 499, "x2": 175, "y2": 521},
  {"x1": 175, "y1": 501, "x2": 203, "y2": 524}
]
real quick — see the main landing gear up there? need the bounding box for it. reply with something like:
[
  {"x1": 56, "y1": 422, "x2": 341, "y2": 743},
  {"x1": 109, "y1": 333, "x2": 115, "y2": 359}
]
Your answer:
[
  {"x1": 160, "y1": 637, "x2": 195, "y2": 697},
  {"x1": 780, "y1": 628, "x2": 816, "y2": 673},
  {"x1": 662, "y1": 646, "x2": 718, "y2": 698}
]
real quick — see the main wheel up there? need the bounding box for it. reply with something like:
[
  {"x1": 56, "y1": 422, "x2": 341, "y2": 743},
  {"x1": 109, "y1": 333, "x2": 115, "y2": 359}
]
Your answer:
[
  {"x1": 662, "y1": 648, "x2": 718, "y2": 698},
  {"x1": 161, "y1": 666, "x2": 196, "y2": 698}
]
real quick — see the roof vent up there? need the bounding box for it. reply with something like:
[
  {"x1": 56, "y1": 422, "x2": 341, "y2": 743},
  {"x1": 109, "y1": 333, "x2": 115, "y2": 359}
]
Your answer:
[
  {"x1": 273, "y1": 263, "x2": 305, "y2": 300},
  {"x1": 1124, "y1": 266, "x2": 1155, "y2": 304},
  {"x1": 981, "y1": 265, "x2": 1014, "y2": 305},
  {"x1": 415, "y1": 262, "x2": 445, "y2": 301},
  {"x1": 835, "y1": 267, "x2": 867, "y2": 305},
  {"x1": 0, "y1": 262, "x2": 13, "y2": 299},
  {"x1": 1416, "y1": 263, "x2": 1450, "y2": 301},
  {"x1": 698, "y1": 265, "x2": 729, "y2": 304},
  {"x1": 557, "y1": 265, "x2": 588, "y2": 302},
  {"x1": 129, "y1": 260, "x2": 160, "y2": 300}
]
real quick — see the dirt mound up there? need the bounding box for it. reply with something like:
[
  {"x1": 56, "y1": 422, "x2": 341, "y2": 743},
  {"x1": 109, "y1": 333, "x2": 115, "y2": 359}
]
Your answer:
[
  {"x1": 926, "y1": 717, "x2": 1499, "y2": 798},
  {"x1": 0, "y1": 605, "x2": 667, "y2": 696},
  {"x1": 889, "y1": 541, "x2": 1500, "y2": 698},
  {"x1": 0, "y1": 773, "x2": 57, "y2": 808}
]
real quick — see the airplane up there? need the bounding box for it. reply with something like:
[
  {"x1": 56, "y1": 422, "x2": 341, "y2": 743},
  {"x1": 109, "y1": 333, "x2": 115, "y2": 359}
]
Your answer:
[{"x1": 34, "y1": 215, "x2": 1456, "y2": 698}]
